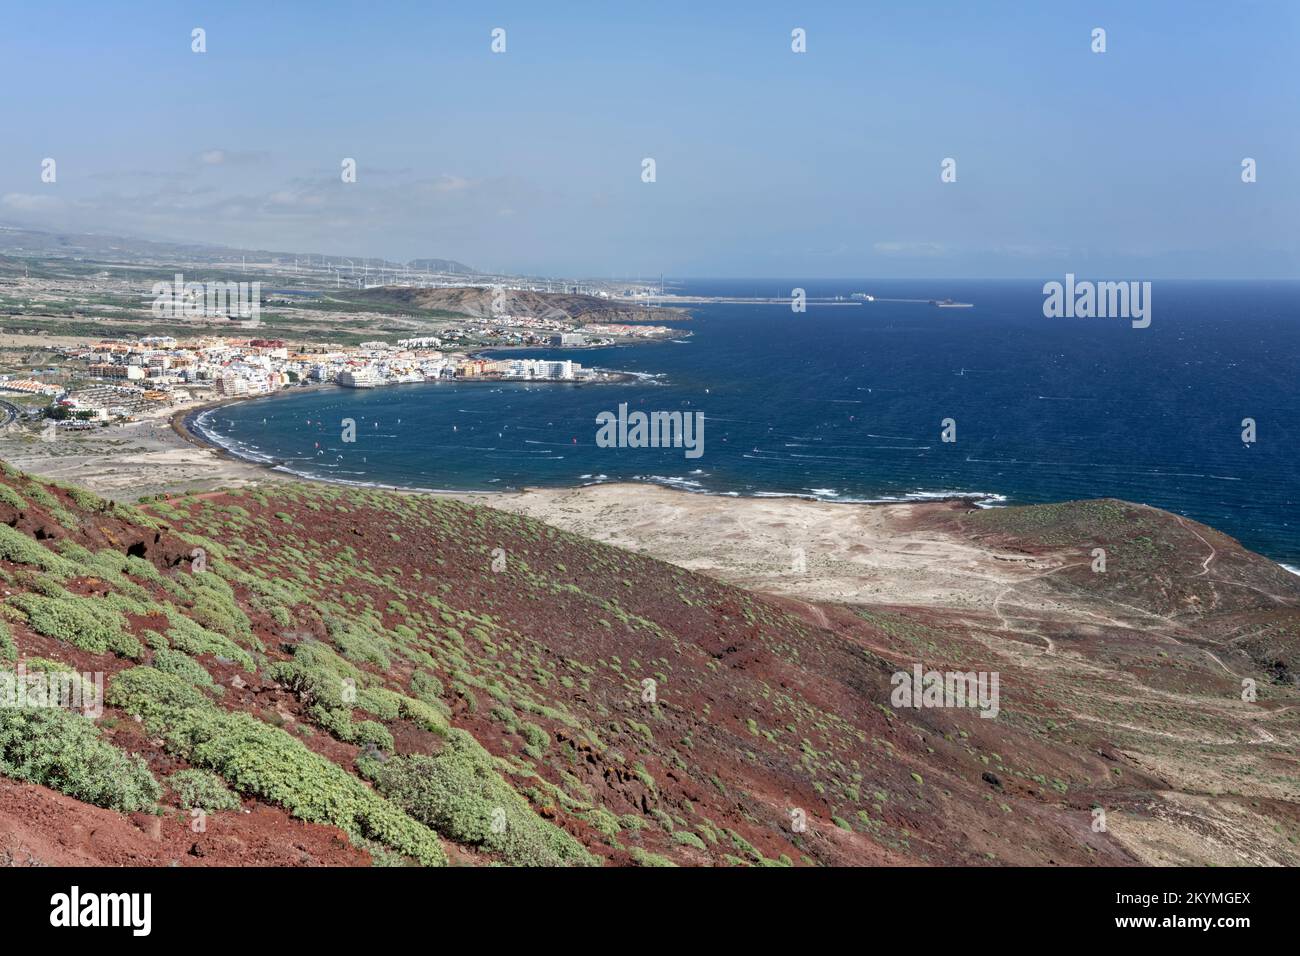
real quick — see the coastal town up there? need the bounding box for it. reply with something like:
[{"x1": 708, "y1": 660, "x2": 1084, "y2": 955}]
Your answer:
[
  {"x1": 0, "y1": 333, "x2": 620, "y2": 428},
  {"x1": 0, "y1": 242, "x2": 691, "y2": 496},
  {"x1": 0, "y1": 253, "x2": 692, "y2": 434}
]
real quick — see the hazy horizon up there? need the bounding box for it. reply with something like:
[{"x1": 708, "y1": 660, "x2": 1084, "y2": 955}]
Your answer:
[{"x1": 2, "y1": 0, "x2": 1296, "y2": 279}]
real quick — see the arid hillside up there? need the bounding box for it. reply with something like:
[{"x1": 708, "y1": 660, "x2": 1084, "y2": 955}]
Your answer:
[
  {"x1": 356, "y1": 285, "x2": 687, "y2": 325},
  {"x1": 0, "y1": 468, "x2": 1296, "y2": 866}
]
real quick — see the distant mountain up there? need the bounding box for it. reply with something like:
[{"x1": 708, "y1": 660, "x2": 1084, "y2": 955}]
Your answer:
[
  {"x1": 0, "y1": 223, "x2": 475, "y2": 275},
  {"x1": 356, "y1": 285, "x2": 685, "y2": 324},
  {"x1": 406, "y1": 258, "x2": 477, "y2": 275},
  {"x1": 0, "y1": 223, "x2": 244, "y2": 263}
]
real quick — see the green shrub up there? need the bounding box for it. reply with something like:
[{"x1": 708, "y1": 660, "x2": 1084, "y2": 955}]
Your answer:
[
  {"x1": 23, "y1": 483, "x2": 78, "y2": 529},
  {"x1": 152, "y1": 648, "x2": 222, "y2": 694},
  {"x1": 0, "y1": 698, "x2": 159, "y2": 812},
  {"x1": 0, "y1": 524, "x2": 78, "y2": 577},
  {"x1": 101, "y1": 585, "x2": 151, "y2": 611},
  {"x1": 17, "y1": 658, "x2": 99, "y2": 700},
  {"x1": 0, "y1": 485, "x2": 27, "y2": 511},
  {"x1": 410, "y1": 669, "x2": 443, "y2": 703},
  {"x1": 0, "y1": 620, "x2": 14, "y2": 663},
  {"x1": 358, "y1": 729, "x2": 597, "y2": 867},
  {"x1": 107, "y1": 667, "x2": 445, "y2": 866},
  {"x1": 22, "y1": 482, "x2": 60, "y2": 511},
  {"x1": 265, "y1": 642, "x2": 362, "y2": 738},
  {"x1": 585, "y1": 806, "x2": 621, "y2": 838},
  {"x1": 263, "y1": 603, "x2": 292, "y2": 629},
  {"x1": 397, "y1": 695, "x2": 449, "y2": 734},
  {"x1": 163, "y1": 608, "x2": 254, "y2": 671},
  {"x1": 521, "y1": 722, "x2": 549, "y2": 759},
  {"x1": 357, "y1": 686, "x2": 403, "y2": 720},
  {"x1": 354, "y1": 720, "x2": 394, "y2": 753},
  {"x1": 629, "y1": 847, "x2": 677, "y2": 867},
  {"x1": 124, "y1": 555, "x2": 165, "y2": 585},
  {"x1": 672, "y1": 830, "x2": 708, "y2": 851},
  {"x1": 189, "y1": 582, "x2": 254, "y2": 644},
  {"x1": 167, "y1": 768, "x2": 240, "y2": 811},
  {"x1": 8, "y1": 592, "x2": 132, "y2": 656},
  {"x1": 66, "y1": 487, "x2": 107, "y2": 512},
  {"x1": 490, "y1": 704, "x2": 519, "y2": 731},
  {"x1": 332, "y1": 624, "x2": 391, "y2": 669},
  {"x1": 53, "y1": 540, "x2": 94, "y2": 564},
  {"x1": 106, "y1": 666, "x2": 209, "y2": 724}
]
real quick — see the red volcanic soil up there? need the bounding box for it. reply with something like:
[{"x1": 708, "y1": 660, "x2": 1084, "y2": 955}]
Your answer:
[
  {"x1": 0, "y1": 473, "x2": 1297, "y2": 867},
  {"x1": 0, "y1": 778, "x2": 369, "y2": 867}
]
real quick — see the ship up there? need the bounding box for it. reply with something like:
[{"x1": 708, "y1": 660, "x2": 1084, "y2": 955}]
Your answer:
[{"x1": 931, "y1": 298, "x2": 973, "y2": 308}]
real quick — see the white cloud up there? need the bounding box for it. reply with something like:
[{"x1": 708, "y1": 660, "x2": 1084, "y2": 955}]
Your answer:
[
  {"x1": 872, "y1": 241, "x2": 949, "y2": 257},
  {"x1": 2, "y1": 193, "x2": 61, "y2": 211},
  {"x1": 198, "y1": 149, "x2": 271, "y2": 167}
]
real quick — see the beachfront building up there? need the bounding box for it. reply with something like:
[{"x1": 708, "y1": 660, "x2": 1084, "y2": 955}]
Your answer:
[
  {"x1": 88, "y1": 363, "x2": 146, "y2": 381},
  {"x1": 214, "y1": 374, "x2": 251, "y2": 397},
  {"x1": 494, "y1": 358, "x2": 577, "y2": 381},
  {"x1": 538, "y1": 360, "x2": 575, "y2": 380},
  {"x1": 214, "y1": 369, "x2": 275, "y2": 396},
  {"x1": 336, "y1": 366, "x2": 384, "y2": 388}
]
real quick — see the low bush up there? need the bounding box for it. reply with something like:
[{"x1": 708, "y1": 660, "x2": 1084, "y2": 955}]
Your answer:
[
  {"x1": 152, "y1": 648, "x2": 222, "y2": 694},
  {"x1": 357, "y1": 686, "x2": 403, "y2": 720},
  {"x1": 163, "y1": 608, "x2": 254, "y2": 671},
  {"x1": 167, "y1": 768, "x2": 240, "y2": 811},
  {"x1": 0, "y1": 525, "x2": 78, "y2": 577},
  {"x1": 629, "y1": 847, "x2": 677, "y2": 867},
  {"x1": 106, "y1": 666, "x2": 208, "y2": 724},
  {"x1": 0, "y1": 698, "x2": 160, "y2": 812},
  {"x1": 359, "y1": 729, "x2": 597, "y2": 867},
  {"x1": 410, "y1": 669, "x2": 443, "y2": 703},
  {"x1": 354, "y1": 719, "x2": 395, "y2": 753},
  {"x1": 672, "y1": 830, "x2": 708, "y2": 851},
  {"x1": 521, "y1": 722, "x2": 550, "y2": 759},
  {"x1": 107, "y1": 667, "x2": 445, "y2": 866},
  {"x1": 8, "y1": 592, "x2": 136, "y2": 657}
]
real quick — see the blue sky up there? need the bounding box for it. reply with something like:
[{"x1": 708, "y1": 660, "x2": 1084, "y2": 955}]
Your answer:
[{"x1": 1, "y1": 1, "x2": 1295, "y2": 278}]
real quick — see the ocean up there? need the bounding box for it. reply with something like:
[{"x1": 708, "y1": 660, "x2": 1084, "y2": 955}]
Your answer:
[{"x1": 194, "y1": 278, "x2": 1300, "y2": 566}]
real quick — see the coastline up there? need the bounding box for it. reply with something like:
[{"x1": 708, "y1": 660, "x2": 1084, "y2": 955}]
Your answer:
[
  {"x1": 166, "y1": 394, "x2": 1033, "y2": 608},
  {"x1": 2, "y1": 383, "x2": 1297, "y2": 616},
  {"x1": 174, "y1": 370, "x2": 642, "y2": 493},
  {"x1": 0, "y1": 379, "x2": 1022, "y2": 609},
  {"x1": 169, "y1": 402, "x2": 1019, "y2": 607},
  {"x1": 173, "y1": 387, "x2": 1004, "y2": 507}
]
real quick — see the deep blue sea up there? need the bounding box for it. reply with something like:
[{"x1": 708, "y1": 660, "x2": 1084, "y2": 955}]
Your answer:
[{"x1": 195, "y1": 279, "x2": 1300, "y2": 566}]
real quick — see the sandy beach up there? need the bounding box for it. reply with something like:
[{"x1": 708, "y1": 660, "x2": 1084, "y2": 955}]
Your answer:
[{"x1": 456, "y1": 483, "x2": 1025, "y2": 611}]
